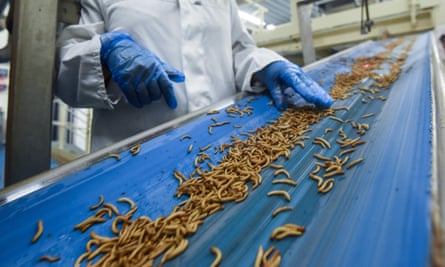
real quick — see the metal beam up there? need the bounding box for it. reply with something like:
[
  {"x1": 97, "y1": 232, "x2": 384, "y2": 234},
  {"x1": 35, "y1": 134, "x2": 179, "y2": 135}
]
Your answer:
[
  {"x1": 5, "y1": 0, "x2": 59, "y2": 185},
  {"x1": 297, "y1": 1, "x2": 316, "y2": 65}
]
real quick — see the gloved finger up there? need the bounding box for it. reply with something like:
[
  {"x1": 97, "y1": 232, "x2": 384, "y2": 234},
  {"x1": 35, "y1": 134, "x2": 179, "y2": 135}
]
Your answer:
[
  {"x1": 158, "y1": 72, "x2": 178, "y2": 109},
  {"x1": 144, "y1": 70, "x2": 162, "y2": 101},
  {"x1": 282, "y1": 71, "x2": 333, "y2": 109},
  {"x1": 133, "y1": 69, "x2": 152, "y2": 105},
  {"x1": 283, "y1": 87, "x2": 311, "y2": 108},
  {"x1": 115, "y1": 74, "x2": 143, "y2": 108},
  {"x1": 269, "y1": 84, "x2": 287, "y2": 111},
  {"x1": 161, "y1": 62, "x2": 185, "y2": 83}
]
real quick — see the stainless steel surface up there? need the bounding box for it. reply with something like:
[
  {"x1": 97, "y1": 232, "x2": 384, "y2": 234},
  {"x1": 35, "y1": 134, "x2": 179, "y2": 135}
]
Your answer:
[{"x1": 5, "y1": 0, "x2": 59, "y2": 186}]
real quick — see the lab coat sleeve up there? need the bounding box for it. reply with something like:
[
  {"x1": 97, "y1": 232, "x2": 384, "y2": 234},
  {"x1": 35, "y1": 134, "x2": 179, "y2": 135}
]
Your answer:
[
  {"x1": 55, "y1": 0, "x2": 116, "y2": 109},
  {"x1": 230, "y1": 0, "x2": 285, "y2": 93}
]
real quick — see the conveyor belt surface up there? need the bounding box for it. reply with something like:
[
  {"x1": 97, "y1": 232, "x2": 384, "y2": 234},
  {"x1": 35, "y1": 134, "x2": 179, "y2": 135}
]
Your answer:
[{"x1": 0, "y1": 33, "x2": 434, "y2": 266}]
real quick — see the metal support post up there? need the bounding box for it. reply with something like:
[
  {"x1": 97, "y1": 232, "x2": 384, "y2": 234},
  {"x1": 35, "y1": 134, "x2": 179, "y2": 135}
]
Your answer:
[
  {"x1": 5, "y1": 0, "x2": 59, "y2": 185},
  {"x1": 297, "y1": 1, "x2": 316, "y2": 65}
]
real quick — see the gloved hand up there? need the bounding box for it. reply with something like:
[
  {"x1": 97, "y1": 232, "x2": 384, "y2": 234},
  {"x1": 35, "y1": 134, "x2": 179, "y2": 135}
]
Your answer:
[
  {"x1": 100, "y1": 31, "x2": 185, "y2": 109},
  {"x1": 255, "y1": 61, "x2": 333, "y2": 111}
]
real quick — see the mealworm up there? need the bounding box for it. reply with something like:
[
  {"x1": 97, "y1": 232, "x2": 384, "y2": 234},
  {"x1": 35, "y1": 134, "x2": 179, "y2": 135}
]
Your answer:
[
  {"x1": 129, "y1": 144, "x2": 141, "y2": 156},
  {"x1": 339, "y1": 148, "x2": 355, "y2": 156},
  {"x1": 118, "y1": 197, "x2": 136, "y2": 210},
  {"x1": 269, "y1": 163, "x2": 284, "y2": 169},
  {"x1": 254, "y1": 246, "x2": 264, "y2": 267},
  {"x1": 31, "y1": 219, "x2": 43, "y2": 243},
  {"x1": 309, "y1": 173, "x2": 323, "y2": 186},
  {"x1": 368, "y1": 95, "x2": 374, "y2": 100},
  {"x1": 199, "y1": 144, "x2": 212, "y2": 152},
  {"x1": 208, "y1": 126, "x2": 213, "y2": 135},
  {"x1": 267, "y1": 190, "x2": 291, "y2": 202},
  {"x1": 233, "y1": 125, "x2": 242, "y2": 128},
  {"x1": 311, "y1": 164, "x2": 321, "y2": 174},
  {"x1": 211, "y1": 117, "x2": 218, "y2": 123},
  {"x1": 38, "y1": 255, "x2": 60, "y2": 262},
  {"x1": 272, "y1": 206, "x2": 293, "y2": 217},
  {"x1": 361, "y1": 98, "x2": 368, "y2": 103},
  {"x1": 187, "y1": 144, "x2": 193, "y2": 153},
  {"x1": 313, "y1": 154, "x2": 330, "y2": 161},
  {"x1": 328, "y1": 116, "x2": 344, "y2": 123},
  {"x1": 314, "y1": 137, "x2": 331, "y2": 149},
  {"x1": 324, "y1": 128, "x2": 333, "y2": 134},
  {"x1": 361, "y1": 113, "x2": 375, "y2": 118},
  {"x1": 332, "y1": 106, "x2": 349, "y2": 111},
  {"x1": 180, "y1": 135, "x2": 192, "y2": 141},
  {"x1": 103, "y1": 203, "x2": 120, "y2": 215},
  {"x1": 210, "y1": 246, "x2": 222, "y2": 267},
  {"x1": 89, "y1": 195, "x2": 104, "y2": 210},
  {"x1": 273, "y1": 169, "x2": 291, "y2": 179},
  {"x1": 312, "y1": 139, "x2": 326, "y2": 149},
  {"x1": 272, "y1": 179, "x2": 297, "y2": 186},
  {"x1": 108, "y1": 153, "x2": 121, "y2": 161},
  {"x1": 270, "y1": 224, "x2": 305, "y2": 240},
  {"x1": 207, "y1": 110, "x2": 219, "y2": 115},
  {"x1": 318, "y1": 178, "x2": 334, "y2": 193},
  {"x1": 323, "y1": 169, "x2": 344, "y2": 178},
  {"x1": 74, "y1": 217, "x2": 106, "y2": 232},
  {"x1": 377, "y1": 95, "x2": 387, "y2": 100},
  {"x1": 347, "y1": 158, "x2": 365, "y2": 169}
]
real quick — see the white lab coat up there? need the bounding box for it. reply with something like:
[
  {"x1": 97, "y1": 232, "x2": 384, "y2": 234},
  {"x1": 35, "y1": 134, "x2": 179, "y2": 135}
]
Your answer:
[{"x1": 56, "y1": 0, "x2": 284, "y2": 151}]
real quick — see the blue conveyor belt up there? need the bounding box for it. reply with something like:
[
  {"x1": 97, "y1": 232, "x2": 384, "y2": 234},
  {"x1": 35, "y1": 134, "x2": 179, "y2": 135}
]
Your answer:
[{"x1": 0, "y1": 33, "x2": 433, "y2": 267}]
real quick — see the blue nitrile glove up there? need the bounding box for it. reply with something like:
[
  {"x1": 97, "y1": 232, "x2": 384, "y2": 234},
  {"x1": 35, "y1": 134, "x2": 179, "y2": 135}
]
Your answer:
[
  {"x1": 255, "y1": 61, "x2": 333, "y2": 111},
  {"x1": 100, "y1": 31, "x2": 185, "y2": 109}
]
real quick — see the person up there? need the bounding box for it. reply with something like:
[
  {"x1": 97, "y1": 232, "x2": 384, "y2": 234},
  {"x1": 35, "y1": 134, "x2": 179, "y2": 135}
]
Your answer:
[{"x1": 56, "y1": 0, "x2": 333, "y2": 152}]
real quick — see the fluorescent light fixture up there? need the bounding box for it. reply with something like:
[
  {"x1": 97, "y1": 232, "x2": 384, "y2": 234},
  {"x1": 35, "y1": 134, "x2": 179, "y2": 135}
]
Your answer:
[
  {"x1": 266, "y1": 24, "x2": 276, "y2": 30},
  {"x1": 238, "y1": 10, "x2": 262, "y2": 26}
]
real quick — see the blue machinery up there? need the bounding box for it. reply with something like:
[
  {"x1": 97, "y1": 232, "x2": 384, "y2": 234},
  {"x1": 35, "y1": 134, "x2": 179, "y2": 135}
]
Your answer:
[{"x1": 0, "y1": 32, "x2": 444, "y2": 266}]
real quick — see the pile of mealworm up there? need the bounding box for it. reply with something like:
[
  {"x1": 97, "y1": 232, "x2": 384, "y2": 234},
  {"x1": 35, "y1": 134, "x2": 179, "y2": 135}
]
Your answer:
[{"x1": 70, "y1": 37, "x2": 414, "y2": 267}]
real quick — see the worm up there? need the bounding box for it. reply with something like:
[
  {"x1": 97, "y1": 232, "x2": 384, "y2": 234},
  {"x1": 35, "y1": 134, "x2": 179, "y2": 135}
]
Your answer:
[
  {"x1": 254, "y1": 246, "x2": 264, "y2": 267},
  {"x1": 129, "y1": 144, "x2": 141, "y2": 156},
  {"x1": 361, "y1": 98, "x2": 368, "y2": 103},
  {"x1": 313, "y1": 139, "x2": 326, "y2": 149},
  {"x1": 347, "y1": 158, "x2": 365, "y2": 169},
  {"x1": 270, "y1": 224, "x2": 305, "y2": 240},
  {"x1": 272, "y1": 206, "x2": 293, "y2": 217},
  {"x1": 207, "y1": 110, "x2": 219, "y2": 115},
  {"x1": 309, "y1": 173, "x2": 323, "y2": 186},
  {"x1": 89, "y1": 195, "x2": 104, "y2": 210},
  {"x1": 311, "y1": 164, "x2": 321, "y2": 174},
  {"x1": 211, "y1": 117, "x2": 218, "y2": 123},
  {"x1": 31, "y1": 219, "x2": 43, "y2": 243},
  {"x1": 38, "y1": 255, "x2": 60, "y2": 262},
  {"x1": 361, "y1": 113, "x2": 375, "y2": 118},
  {"x1": 328, "y1": 116, "x2": 344, "y2": 123},
  {"x1": 187, "y1": 144, "x2": 193, "y2": 153},
  {"x1": 269, "y1": 163, "x2": 284, "y2": 169},
  {"x1": 208, "y1": 126, "x2": 213, "y2": 135},
  {"x1": 233, "y1": 125, "x2": 242, "y2": 128},
  {"x1": 377, "y1": 95, "x2": 387, "y2": 100},
  {"x1": 272, "y1": 179, "x2": 297, "y2": 186},
  {"x1": 332, "y1": 106, "x2": 349, "y2": 111},
  {"x1": 313, "y1": 154, "x2": 330, "y2": 161},
  {"x1": 273, "y1": 169, "x2": 291, "y2": 179},
  {"x1": 339, "y1": 148, "x2": 355, "y2": 156},
  {"x1": 267, "y1": 190, "x2": 291, "y2": 202},
  {"x1": 324, "y1": 128, "x2": 333, "y2": 134},
  {"x1": 103, "y1": 203, "x2": 120, "y2": 215},
  {"x1": 107, "y1": 153, "x2": 121, "y2": 161},
  {"x1": 74, "y1": 217, "x2": 107, "y2": 233},
  {"x1": 180, "y1": 135, "x2": 192, "y2": 141},
  {"x1": 314, "y1": 137, "x2": 331, "y2": 149},
  {"x1": 323, "y1": 169, "x2": 344, "y2": 178},
  {"x1": 199, "y1": 144, "x2": 212, "y2": 152},
  {"x1": 118, "y1": 197, "x2": 136, "y2": 210},
  {"x1": 318, "y1": 179, "x2": 334, "y2": 193},
  {"x1": 209, "y1": 246, "x2": 222, "y2": 267}
]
